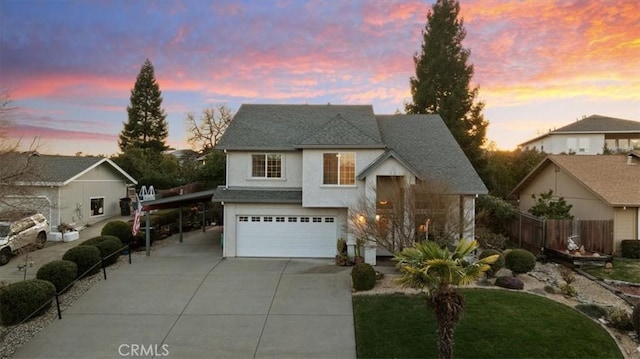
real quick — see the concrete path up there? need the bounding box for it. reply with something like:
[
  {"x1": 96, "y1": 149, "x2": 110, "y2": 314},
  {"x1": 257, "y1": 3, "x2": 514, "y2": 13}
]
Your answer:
[{"x1": 13, "y1": 227, "x2": 356, "y2": 359}]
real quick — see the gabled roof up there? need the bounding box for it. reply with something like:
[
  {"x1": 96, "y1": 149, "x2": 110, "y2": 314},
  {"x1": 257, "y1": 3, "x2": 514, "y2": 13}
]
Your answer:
[
  {"x1": 519, "y1": 115, "x2": 640, "y2": 146},
  {"x1": 376, "y1": 115, "x2": 487, "y2": 194},
  {"x1": 216, "y1": 104, "x2": 384, "y2": 150},
  {"x1": 511, "y1": 153, "x2": 640, "y2": 206},
  {"x1": 357, "y1": 149, "x2": 421, "y2": 180},
  {"x1": 7, "y1": 153, "x2": 137, "y2": 186}
]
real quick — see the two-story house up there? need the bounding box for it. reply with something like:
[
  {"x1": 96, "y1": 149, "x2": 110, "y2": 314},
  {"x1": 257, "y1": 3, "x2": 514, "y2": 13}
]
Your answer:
[
  {"x1": 518, "y1": 115, "x2": 640, "y2": 154},
  {"x1": 213, "y1": 104, "x2": 486, "y2": 261}
]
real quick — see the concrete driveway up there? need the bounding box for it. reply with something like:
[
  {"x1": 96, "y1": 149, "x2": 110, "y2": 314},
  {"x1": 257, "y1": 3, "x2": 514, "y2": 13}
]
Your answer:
[{"x1": 13, "y1": 227, "x2": 356, "y2": 359}]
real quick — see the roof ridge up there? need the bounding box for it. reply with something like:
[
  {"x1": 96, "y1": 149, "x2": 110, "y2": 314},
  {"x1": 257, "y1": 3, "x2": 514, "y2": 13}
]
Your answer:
[{"x1": 297, "y1": 113, "x2": 383, "y2": 146}]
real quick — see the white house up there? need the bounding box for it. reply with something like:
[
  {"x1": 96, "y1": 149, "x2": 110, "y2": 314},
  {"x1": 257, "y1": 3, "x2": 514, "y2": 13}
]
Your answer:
[
  {"x1": 213, "y1": 104, "x2": 487, "y2": 261},
  {"x1": 0, "y1": 153, "x2": 137, "y2": 229},
  {"x1": 519, "y1": 115, "x2": 640, "y2": 154}
]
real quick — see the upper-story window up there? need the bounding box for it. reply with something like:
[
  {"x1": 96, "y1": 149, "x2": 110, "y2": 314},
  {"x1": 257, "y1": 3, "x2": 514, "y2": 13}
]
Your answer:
[
  {"x1": 323, "y1": 152, "x2": 355, "y2": 185},
  {"x1": 252, "y1": 153, "x2": 282, "y2": 178}
]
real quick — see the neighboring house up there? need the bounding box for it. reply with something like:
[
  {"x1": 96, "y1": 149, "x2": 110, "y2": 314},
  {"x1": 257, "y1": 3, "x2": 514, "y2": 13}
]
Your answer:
[
  {"x1": 510, "y1": 152, "x2": 640, "y2": 253},
  {"x1": 518, "y1": 115, "x2": 640, "y2": 154},
  {"x1": 213, "y1": 104, "x2": 487, "y2": 261},
  {"x1": 0, "y1": 153, "x2": 137, "y2": 230}
]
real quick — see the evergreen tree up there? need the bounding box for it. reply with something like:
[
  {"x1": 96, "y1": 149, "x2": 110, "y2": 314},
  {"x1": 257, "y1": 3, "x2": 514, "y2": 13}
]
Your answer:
[
  {"x1": 119, "y1": 59, "x2": 169, "y2": 153},
  {"x1": 406, "y1": 0, "x2": 488, "y2": 176}
]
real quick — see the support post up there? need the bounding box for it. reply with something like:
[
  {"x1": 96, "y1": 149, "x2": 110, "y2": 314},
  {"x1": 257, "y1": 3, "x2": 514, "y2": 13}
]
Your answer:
[
  {"x1": 145, "y1": 211, "x2": 151, "y2": 256},
  {"x1": 179, "y1": 205, "x2": 183, "y2": 243},
  {"x1": 202, "y1": 202, "x2": 206, "y2": 233}
]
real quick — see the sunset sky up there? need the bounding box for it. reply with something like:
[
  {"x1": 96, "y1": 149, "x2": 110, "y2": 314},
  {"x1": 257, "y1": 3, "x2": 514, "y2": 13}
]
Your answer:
[{"x1": 1, "y1": 0, "x2": 639, "y2": 156}]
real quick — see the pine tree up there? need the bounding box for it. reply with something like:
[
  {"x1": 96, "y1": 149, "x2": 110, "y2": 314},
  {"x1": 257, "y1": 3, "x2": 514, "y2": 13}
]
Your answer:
[
  {"x1": 119, "y1": 59, "x2": 169, "y2": 153},
  {"x1": 405, "y1": 0, "x2": 488, "y2": 176}
]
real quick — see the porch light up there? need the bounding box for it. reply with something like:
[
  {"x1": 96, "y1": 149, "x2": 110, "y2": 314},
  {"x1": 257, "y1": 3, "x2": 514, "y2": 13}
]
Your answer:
[
  {"x1": 375, "y1": 214, "x2": 380, "y2": 221},
  {"x1": 379, "y1": 200, "x2": 388, "y2": 205},
  {"x1": 358, "y1": 215, "x2": 366, "y2": 223}
]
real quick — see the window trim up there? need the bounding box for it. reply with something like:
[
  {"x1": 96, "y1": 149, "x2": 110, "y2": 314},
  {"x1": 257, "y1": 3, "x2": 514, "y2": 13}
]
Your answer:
[
  {"x1": 322, "y1": 152, "x2": 356, "y2": 186},
  {"x1": 250, "y1": 153, "x2": 283, "y2": 179}
]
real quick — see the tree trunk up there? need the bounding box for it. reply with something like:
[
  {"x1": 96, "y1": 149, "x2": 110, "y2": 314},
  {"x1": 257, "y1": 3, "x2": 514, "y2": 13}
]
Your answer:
[
  {"x1": 437, "y1": 324, "x2": 455, "y2": 359},
  {"x1": 429, "y1": 289, "x2": 465, "y2": 359}
]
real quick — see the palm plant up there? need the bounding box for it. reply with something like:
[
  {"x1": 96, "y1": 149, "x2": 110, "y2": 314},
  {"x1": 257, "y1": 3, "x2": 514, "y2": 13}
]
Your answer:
[{"x1": 394, "y1": 239, "x2": 498, "y2": 359}]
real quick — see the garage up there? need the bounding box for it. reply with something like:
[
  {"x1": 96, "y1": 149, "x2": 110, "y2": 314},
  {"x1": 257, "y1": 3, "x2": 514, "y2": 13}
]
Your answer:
[{"x1": 236, "y1": 215, "x2": 337, "y2": 257}]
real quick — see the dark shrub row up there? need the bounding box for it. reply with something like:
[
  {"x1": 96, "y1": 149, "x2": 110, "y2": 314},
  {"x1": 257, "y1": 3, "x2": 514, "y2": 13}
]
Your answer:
[
  {"x1": 101, "y1": 221, "x2": 132, "y2": 245},
  {"x1": 621, "y1": 240, "x2": 640, "y2": 259},
  {"x1": 36, "y1": 260, "x2": 77, "y2": 293},
  {"x1": 62, "y1": 245, "x2": 102, "y2": 278},
  {"x1": 81, "y1": 235, "x2": 123, "y2": 266},
  {"x1": 0, "y1": 279, "x2": 56, "y2": 325}
]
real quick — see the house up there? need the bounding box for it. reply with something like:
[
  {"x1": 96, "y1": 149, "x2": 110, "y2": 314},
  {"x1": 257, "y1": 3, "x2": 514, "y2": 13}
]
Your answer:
[
  {"x1": 212, "y1": 104, "x2": 487, "y2": 261},
  {"x1": 510, "y1": 152, "x2": 640, "y2": 253},
  {"x1": 518, "y1": 115, "x2": 640, "y2": 154},
  {"x1": 0, "y1": 153, "x2": 137, "y2": 230}
]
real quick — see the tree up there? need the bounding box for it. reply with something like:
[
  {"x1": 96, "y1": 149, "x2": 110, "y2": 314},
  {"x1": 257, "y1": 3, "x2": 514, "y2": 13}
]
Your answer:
[
  {"x1": 185, "y1": 105, "x2": 233, "y2": 152},
  {"x1": 483, "y1": 148, "x2": 546, "y2": 199},
  {"x1": 119, "y1": 59, "x2": 169, "y2": 153},
  {"x1": 394, "y1": 239, "x2": 498, "y2": 359},
  {"x1": 528, "y1": 190, "x2": 573, "y2": 219},
  {"x1": 405, "y1": 0, "x2": 488, "y2": 177}
]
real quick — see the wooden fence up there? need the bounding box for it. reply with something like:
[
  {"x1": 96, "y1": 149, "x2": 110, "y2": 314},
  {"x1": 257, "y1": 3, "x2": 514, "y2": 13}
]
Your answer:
[{"x1": 507, "y1": 212, "x2": 614, "y2": 255}]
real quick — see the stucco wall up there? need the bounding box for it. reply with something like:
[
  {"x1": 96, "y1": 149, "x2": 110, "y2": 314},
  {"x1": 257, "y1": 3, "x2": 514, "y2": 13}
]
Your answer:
[{"x1": 226, "y1": 151, "x2": 302, "y2": 188}]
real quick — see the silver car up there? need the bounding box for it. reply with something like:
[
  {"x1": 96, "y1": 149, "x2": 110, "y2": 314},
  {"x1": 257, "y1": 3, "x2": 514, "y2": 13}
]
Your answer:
[{"x1": 0, "y1": 213, "x2": 50, "y2": 265}]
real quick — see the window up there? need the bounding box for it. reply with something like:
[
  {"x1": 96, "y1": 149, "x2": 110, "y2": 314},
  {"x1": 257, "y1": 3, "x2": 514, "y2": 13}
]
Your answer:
[
  {"x1": 324, "y1": 217, "x2": 334, "y2": 223},
  {"x1": 90, "y1": 197, "x2": 104, "y2": 217},
  {"x1": 264, "y1": 216, "x2": 273, "y2": 222},
  {"x1": 252, "y1": 154, "x2": 282, "y2": 178},
  {"x1": 276, "y1": 216, "x2": 285, "y2": 222},
  {"x1": 300, "y1": 217, "x2": 309, "y2": 223},
  {"x1": 288, "y1": 217, "x2": 297, "y2": 223},
  {"x1": 239, "y1": 216, "x2": 249, "y2": 222},
  {"x1": 251, "y1": 216, "x2": 261, "y2": 222},
  {"x1": 323, "y1": 152, "x2": 355, "y2": 185},
  {"x1": 312, "y1": 217, "x2": 322, "y2": 223}
]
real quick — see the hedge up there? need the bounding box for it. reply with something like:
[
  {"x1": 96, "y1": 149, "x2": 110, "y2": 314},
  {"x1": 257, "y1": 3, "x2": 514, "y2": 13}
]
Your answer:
[
  {"x1": 36, "y1": 260, "x2": 78, "y2": 293},
  {"x1": 0, "y1": 279, "x2": 56, "y2": 325}
]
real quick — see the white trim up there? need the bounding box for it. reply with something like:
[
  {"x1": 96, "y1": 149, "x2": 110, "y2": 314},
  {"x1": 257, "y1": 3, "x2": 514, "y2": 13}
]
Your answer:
[
  {"x1": 63, "y1": 158, "x2": 137, "y2": 185},
  {"x1": 89, "y1": 196, "x2": 105, "y2": 217}
]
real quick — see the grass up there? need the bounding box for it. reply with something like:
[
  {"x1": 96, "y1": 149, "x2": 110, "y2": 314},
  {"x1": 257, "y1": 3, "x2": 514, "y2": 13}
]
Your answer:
[
  {"x1": 582, "y1": 258, "x2": 640, "y2": 283},
  {"x1": 353, "y1": 289, "x2": 622, "y2": 359}
]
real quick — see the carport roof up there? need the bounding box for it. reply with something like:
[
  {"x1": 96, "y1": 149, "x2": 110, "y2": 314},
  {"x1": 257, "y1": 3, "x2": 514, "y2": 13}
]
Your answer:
[
  {"x1": 140, "y1": 189, "x2": 218, "y2": 211},
  {"x1": 212, "y1": 187, "x2": 302, "y2": 203}
]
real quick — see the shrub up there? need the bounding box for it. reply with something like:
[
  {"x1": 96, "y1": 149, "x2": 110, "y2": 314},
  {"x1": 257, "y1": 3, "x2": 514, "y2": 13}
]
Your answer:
[
  {"x1": 504, "y1": 249, "x2": 536, "y2": 276},
  {"x1": 81, "y1": 235, "x2": 123, "y2": 266},
  {"x1": 476, "y1": 231, "x2": 507, "y2": 250},
  {"x1": 351, "y1": 263, "x2": 376, "y2": 291},
  {"x1": 559, "y1": 283, "x2": 577, "y2": 297},
  {"x1": 543, "y1": 285, "x2": 556, "y2": 294},
  {"x1": 621, "y1": 240, "x2": 640, "y2": 259},
  {"x1": 494, "y1": 276, "x2": 524, "y2": 290},
  {"x1": 633, "y1": 305, "x2": 640, "y2": 339},
  {"x1": 559, "y1": 266, "x2": 575, "y2": 284},
  {"x1": 479, "y1": 249, "x2": 504, "y2": 278},
  {"x1": 576, "y1": 304, "x2": 608, "y2": 319},
  {"x1": 608, "y1": 307, "x2": 634, "y2": 331},
  {"x1": 0, "y1": 279, "x2": 56, "y2": 325},
  {"x1": 36, "y1": 260, "x2": 78, "y2": 293},
  {"x1": 62, "y1": 245, "x2": 101, "y2": 278},
  {"x1": 100, "y1": 221, "x2": 131, "y2": 245}
]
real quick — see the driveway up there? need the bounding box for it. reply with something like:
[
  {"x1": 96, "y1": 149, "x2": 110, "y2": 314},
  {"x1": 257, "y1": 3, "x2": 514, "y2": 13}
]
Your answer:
[{"x1": 13, "y1": 227, "x2": 356, "y2": 359}]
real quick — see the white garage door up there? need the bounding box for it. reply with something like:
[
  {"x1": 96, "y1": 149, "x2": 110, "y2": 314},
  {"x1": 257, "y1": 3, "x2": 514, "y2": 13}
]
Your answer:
[{"x1": 236, "y1": 215, "x2": 337, "y2": 257}]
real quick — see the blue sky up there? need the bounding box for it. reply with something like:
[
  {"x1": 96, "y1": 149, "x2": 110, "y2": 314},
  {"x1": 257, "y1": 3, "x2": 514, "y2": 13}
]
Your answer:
[{"x1": 1, "y1": 0, "x2": 639, "y2": 155}]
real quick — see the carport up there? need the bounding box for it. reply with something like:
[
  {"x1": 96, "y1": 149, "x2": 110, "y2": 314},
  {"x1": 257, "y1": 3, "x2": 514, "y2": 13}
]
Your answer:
[{"x1": 138, "y1": 188, "x2": 218, "y2": 256}]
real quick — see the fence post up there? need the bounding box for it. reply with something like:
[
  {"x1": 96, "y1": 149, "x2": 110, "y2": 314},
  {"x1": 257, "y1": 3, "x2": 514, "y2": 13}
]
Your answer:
[
  {"x1": 102, "y1": 258, "x2": 107, "y2": 280},
  {"x1": 128, "y1": 244, "x2": 132, "y2": 264},
  {"x1": 55, "y1": 293, "x2": 62, "y2": 320}
]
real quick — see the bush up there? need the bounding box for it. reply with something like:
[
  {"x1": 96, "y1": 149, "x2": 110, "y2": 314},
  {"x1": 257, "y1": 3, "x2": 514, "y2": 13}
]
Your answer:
[
  {"x1": 100, "y1": 221, "x2": 131, "y2": 245},
  {"x1": 479, "y1": 249, "x2": 504, "y2": 278},
  {"x1": 559, "y1": 283, "x2": 577, "y2": 297},
  {"x1": 621, "y1": 240, "x2": 640, "y2": 259},
  {"x1": 81, "y1": 235, "x2": 123, "y2": 266},
  {"x1": 36, "y1": 260, "x2": 77, "y2": 293},
  {"x1": 62, "y1": 245, "x2": 101, "y2": 278},
  {"x1": 351, "y1": 263, "x2": 376, "y2": 291},
  {"x1": 504, "y1": 249, "x2": 536, "y2": 276},
  {"x1": 576, "y1": 304, "x2": 608, "y2": 319},
  {"x1": 0, "y1": 279, "x2": 56, "y2": 325},
  {"x1": 633, "y1": 305, "x2": 640, "y2": 339},
  {"x1": 608, "y1": 307, "x2": 634, "y2": 331},
  {"x1": 494, "y1": 276, "x2": 524, "y2": 290},
  {"x1": 476, "y1": 231, "x2": 507, "y2": 250}
]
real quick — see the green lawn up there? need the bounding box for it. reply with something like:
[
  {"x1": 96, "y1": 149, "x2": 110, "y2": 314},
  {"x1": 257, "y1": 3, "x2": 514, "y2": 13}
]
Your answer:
[
  {"x1": 353, "y1": 289, "x2": 622, "y2": 359},
  {"x1": 583, "y1": 258, "x2": 640, "y2": 283}
]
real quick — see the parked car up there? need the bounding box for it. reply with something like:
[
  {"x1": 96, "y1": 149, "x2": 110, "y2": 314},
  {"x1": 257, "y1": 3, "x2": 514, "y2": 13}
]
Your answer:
[{"x1": 0, "y1": 213, "x2": 50, "y2": 265}]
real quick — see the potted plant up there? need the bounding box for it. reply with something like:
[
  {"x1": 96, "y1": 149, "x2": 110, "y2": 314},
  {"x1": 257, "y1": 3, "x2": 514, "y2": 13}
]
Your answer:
[
  {"x1": 335, "y1": 238, "x2": 350, "y2": 266},
  {"x1": 353, "y1": 237, "x2": 364, "y2": 264}
]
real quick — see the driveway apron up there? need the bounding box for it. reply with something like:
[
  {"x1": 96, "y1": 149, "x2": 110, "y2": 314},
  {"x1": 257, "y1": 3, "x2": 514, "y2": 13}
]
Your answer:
[{"x1": 12, "y1": 228, "x2": 356, "y2": 359}]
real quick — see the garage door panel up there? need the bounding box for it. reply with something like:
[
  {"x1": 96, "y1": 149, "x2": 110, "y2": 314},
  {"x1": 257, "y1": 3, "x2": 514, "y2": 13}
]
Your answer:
[{"x1": 236, "y1": 216, "x2": 336, "y2": 257}]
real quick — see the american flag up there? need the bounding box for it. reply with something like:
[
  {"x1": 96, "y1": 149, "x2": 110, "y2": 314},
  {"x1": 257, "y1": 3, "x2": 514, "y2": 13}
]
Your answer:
[{"x1": 132, "y1": 199, "x2": 142, "y2": 236}]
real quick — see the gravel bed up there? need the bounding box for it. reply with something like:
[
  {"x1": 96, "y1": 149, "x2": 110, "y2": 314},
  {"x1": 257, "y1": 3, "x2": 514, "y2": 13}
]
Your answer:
[{"x1": 0, "y1": 239, "x2": 175, "y2": 359}]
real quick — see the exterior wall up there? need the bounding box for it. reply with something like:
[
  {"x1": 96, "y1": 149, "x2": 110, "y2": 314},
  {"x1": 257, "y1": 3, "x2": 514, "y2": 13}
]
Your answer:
[
  {"x1": 222, "y1": 203, "x2": 347, "y2": 257},
  {"x1": 462, "y1": 195, "x2": 476, "y2": 240},
  {"x1": 302, "y1": 148, "x2": 384, "y2": 207},
  {"x1": 517, "y1": 164, "x2": 613, "y2": 220},
  {"x1": 59, "y1": 163, "x2": 131, "y2": 227},
  {"x1": 362, "y1": 157, "x2": 417, "y2": 199},
  {"x1": 614, "y1": 207, "x2": 639, "y2": 253},
  {"x1": 523, "y1": 134, "x2": 604, "y2": 155},
  {"x1": 226, "y1": 151, "x2": 302, "y2": 188}
]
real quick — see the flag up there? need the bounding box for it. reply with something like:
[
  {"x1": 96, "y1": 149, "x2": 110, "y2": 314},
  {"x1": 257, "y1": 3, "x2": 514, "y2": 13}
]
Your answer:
[{"x1": 132, "y1": 199, "x2": 142, "y2": 236}]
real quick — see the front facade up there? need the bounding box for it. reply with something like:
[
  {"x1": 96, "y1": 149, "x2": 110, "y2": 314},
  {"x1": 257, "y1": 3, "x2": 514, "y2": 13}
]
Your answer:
[
  {"x1": 519, "y1": 115, "x2": 640, "y2": 155},
  {"x1": 214, "y1": 104, "x2": 487, "y2": 261},
  {"x1": 0, "y1": 154, "x2": 137, "y2": 229},
  {"x1": 511, "y1": 153, "x2": 640, "y2": 253}
]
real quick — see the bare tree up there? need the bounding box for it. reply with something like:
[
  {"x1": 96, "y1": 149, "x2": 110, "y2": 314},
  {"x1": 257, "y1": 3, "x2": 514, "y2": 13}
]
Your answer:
[
  {"x1": 348, "y1": 177, "x2": 476, "y2": 254},
  {"x1": 185, "y1": 105, "x2": 234, "y2": 152}
]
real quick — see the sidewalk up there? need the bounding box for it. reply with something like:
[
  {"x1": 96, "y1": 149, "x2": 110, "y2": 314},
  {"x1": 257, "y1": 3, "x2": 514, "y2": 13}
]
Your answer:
[{"x1": 0, "y1": 215, "x2": 131, "y2": 284}]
